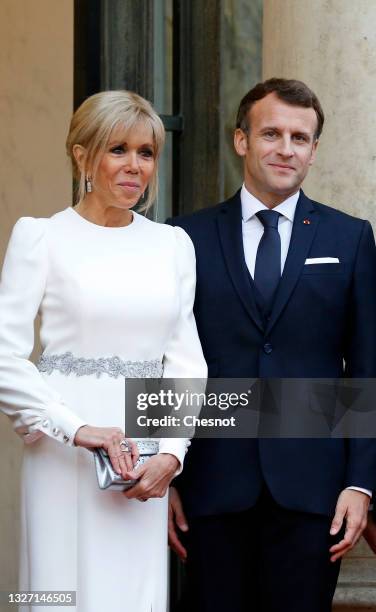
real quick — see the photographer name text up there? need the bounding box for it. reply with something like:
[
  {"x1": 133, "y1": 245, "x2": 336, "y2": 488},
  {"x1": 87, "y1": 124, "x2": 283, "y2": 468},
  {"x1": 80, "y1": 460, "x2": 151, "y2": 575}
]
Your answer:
[{"x1": 137, "y1": 415, "x2": 237, "y2": 428}]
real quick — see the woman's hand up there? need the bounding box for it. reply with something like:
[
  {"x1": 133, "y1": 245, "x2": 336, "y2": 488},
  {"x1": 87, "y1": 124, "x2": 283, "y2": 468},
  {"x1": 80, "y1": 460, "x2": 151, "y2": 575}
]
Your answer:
[
  {"x1": 74, "y1": 425, "x2": 139, "y2": 479},
  {"x1": 124, "y1": 453, "x2": 179, "y2": 501}
]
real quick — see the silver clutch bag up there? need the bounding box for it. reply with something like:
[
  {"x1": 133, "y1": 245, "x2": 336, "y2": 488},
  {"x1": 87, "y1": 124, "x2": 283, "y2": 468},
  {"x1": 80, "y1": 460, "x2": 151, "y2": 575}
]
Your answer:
[{"x1": 93, "y1": 440, "x2": 159, "y2": 491}]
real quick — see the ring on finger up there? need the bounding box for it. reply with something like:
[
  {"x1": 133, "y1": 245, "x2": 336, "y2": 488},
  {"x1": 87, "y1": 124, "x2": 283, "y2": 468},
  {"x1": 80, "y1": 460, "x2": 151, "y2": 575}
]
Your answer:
[{"x1": 119, "y1": 438, "x2": 132, "y2": 453}]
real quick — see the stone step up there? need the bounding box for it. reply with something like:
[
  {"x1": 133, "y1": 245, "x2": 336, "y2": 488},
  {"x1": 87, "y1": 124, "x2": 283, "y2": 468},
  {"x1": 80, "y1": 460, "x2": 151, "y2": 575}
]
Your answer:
[{"x1": 333, "y1": 540, "x2": 376, "y2": 610}]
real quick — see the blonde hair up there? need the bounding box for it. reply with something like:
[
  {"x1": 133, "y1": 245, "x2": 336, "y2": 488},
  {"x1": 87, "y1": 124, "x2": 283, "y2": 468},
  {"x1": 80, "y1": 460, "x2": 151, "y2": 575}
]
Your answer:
[{"x1": 66, "y1": 90, "x2": 165, "y2": 212}]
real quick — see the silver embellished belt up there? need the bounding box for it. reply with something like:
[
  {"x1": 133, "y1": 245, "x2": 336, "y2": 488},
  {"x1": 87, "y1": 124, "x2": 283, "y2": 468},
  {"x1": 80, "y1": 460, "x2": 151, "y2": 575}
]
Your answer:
[{"x1": 37, "y1": 352, "x2": 164, "y2": 379}]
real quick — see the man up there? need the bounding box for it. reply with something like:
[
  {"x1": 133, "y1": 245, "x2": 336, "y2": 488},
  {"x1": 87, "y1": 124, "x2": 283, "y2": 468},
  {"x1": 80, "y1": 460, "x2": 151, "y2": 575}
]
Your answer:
[{"x1": 166, "y1": 79, "x2": 376, "y2": 612}]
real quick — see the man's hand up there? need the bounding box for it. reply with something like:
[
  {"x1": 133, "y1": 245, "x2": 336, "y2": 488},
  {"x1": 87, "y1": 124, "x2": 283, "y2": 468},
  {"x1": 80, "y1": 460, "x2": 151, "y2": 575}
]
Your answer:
[
  {"x1": 168, "y1": 486, "x2": 188, "y2": 561},
  {"x1": 363, "y1": 512, "x2": 376, "y2": 554},
  {"x1": 329, "y1": 489, "x2": 370, "y2": 562}
]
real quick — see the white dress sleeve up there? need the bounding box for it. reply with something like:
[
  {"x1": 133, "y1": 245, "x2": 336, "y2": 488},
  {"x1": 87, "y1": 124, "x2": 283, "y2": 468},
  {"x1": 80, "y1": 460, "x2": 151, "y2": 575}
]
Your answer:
[
  {"x1": 0, "y1": 217, "x2": 86, "y2": 446},
  {"x1": 159, "y1": 226, "x2": 207, "y2": 470}
]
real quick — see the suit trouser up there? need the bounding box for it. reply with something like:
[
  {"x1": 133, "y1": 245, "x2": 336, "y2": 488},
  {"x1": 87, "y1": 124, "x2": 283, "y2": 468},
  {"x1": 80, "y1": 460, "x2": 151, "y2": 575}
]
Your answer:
[{"x1": 177, "y1": 487, "x2": 342, "y2": 612}]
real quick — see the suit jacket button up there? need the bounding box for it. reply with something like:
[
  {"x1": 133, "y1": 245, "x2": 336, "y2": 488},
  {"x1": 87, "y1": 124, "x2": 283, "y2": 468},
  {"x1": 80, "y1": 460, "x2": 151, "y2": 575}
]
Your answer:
[
  {"x1": 63, "y1": 435, "x2": 70, "y2": 443},
  {"x1": 52, "y1": 427, "x2": 60, "y2": 436},
  {"x1": 42, "y1": 419, "x2": 49, "y2": 428},
  {"x1": 263, "y1": 343, "x2": 273, "y2": 354}
]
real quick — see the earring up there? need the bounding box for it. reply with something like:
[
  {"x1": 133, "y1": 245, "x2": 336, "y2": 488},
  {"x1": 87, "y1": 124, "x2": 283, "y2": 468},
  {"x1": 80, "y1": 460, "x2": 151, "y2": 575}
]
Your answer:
[{"x1": 85, "y1": 175, "x2": 92, "y2": 193}]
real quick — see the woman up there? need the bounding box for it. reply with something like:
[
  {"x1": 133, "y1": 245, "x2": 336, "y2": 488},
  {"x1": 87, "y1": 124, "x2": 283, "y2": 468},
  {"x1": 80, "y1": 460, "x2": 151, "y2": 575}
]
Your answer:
[{"x1": 0, "y1": 90, "x2": 207, "y2": 611}]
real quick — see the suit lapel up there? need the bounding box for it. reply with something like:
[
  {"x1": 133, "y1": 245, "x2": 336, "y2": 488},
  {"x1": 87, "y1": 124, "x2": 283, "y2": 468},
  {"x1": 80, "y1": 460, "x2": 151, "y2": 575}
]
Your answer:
[
  {"x1": 265, "y1": 191, "x2": 320, "y2": 335},
  {"x1": 216, "y1": 192, "x2": 264, "y2": 332}
]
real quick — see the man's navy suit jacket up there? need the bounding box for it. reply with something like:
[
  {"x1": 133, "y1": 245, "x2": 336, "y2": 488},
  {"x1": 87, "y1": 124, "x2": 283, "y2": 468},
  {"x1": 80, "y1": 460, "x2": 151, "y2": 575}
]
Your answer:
[{"x1": 167, "y1": 190, "x2": 376, "y2": 519}]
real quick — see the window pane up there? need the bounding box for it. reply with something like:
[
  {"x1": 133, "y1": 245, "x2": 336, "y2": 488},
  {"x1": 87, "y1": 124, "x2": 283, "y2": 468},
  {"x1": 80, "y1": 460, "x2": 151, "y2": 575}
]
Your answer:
[{"x1": 223, "y1": 0, "x2": 263, "y2": 198}]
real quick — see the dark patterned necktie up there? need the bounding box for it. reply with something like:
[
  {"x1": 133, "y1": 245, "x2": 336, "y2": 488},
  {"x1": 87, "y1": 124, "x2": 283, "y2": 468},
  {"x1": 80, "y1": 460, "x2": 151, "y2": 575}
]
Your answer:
[{"x1": 254, "y1": 210, "x2": 281, "y2": 312}]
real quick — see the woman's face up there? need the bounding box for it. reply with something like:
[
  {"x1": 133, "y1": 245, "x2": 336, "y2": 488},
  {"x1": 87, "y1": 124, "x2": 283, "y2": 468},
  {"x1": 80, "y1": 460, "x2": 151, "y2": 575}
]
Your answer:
[{"x1": 92, "y1": 123, "x2": 156, "y2": 210}]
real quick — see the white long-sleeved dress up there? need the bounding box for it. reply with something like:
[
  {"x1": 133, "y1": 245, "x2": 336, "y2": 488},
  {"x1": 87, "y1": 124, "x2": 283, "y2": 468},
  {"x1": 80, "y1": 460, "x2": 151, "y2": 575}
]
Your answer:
[{"x1": 0, "y1": 207, "x2": 207, "y2": 612}]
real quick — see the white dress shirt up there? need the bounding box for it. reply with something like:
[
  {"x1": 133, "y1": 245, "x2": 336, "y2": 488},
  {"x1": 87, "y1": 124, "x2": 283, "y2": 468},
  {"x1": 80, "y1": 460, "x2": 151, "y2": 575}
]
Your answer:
[
  {"x1": 240, "y1": 184, "x2": 371, "y2": 499},
  {"x1": 241, "y1": 183, "x2": 299, "y2": 278}
]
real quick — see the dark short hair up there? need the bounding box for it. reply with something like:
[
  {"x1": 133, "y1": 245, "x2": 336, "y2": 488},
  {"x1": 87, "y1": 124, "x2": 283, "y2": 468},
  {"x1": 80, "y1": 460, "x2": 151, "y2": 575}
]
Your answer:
[{"x1": 236, "y1": 78, "x2": 324, "y2": 140}]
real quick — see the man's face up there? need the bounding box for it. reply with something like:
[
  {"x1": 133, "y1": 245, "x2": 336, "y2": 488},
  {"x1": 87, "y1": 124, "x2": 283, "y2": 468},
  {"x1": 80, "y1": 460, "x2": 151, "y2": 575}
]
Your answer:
[{"x1": 234, "y1": 92, "x2": 319, "y2": 207}]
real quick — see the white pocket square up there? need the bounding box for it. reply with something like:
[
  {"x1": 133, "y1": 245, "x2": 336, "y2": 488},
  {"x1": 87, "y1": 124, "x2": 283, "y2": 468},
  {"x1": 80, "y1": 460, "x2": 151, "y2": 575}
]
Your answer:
[{"x1": 305, "y1": 257, "x2": 340, "y2": 264}]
